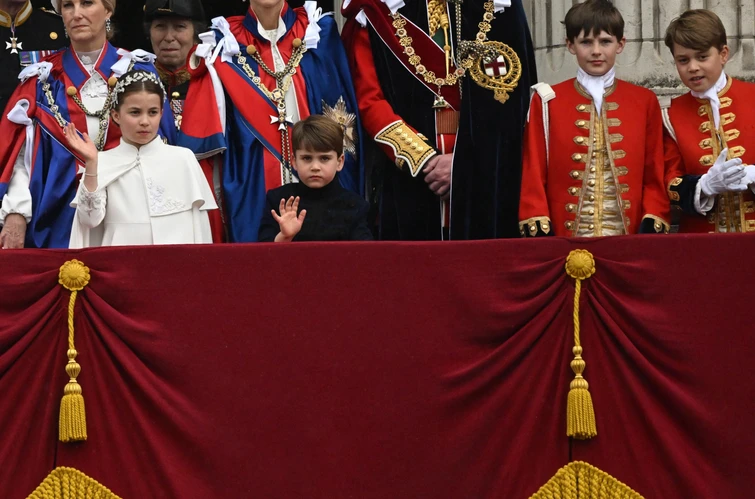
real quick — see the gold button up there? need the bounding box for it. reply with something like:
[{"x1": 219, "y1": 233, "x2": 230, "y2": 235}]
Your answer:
[
  {"x1": 566, "y1": 222, "x2": 573, "y2": 229},
  {"x1": 542, "y1": 223, "x2": 550, "y2": 231},
  {"x1": 171, "y1": 92, "x2": 180, "y2": 99},
  {"x1": 292, "y1": 38, "x2": 303, "y2": 49},
  {"x1": 577, "y1": 120, "x2": 586, "y2": 127},
  {"x1": 396, "y1": 128, "x2": 404, "y2": 134},
  {"x1": 50, "y1": 32, "x2": 58, "y2": 40},
  {"x1": 570, "y1": 187, "x2": 578, "y2": 195},
  {"x1": 590, "y1": 167, "x2": 596, "y2": 173},
  {"x1": 589, "y1": 224, "x2": 595, "y2": 230},
  {"x1": 66, "y1": 86, "x2": 77, "y2": 97},
  {"x1": 591, "y1": 152, "x2": 597, "y2": 158},
  {"x1": 571, "y1": 171, "x2": 580, "y2": 179},
  {"x1": 589, "y1": 180, "x2": 596, "y2": 186},
  {"x1": 529, "y1": 225, "x2": 537, "y2": 233},
  {"x1": 574, "y1": 154, "x2": 583, "y2": 161},
  {"x1": 108, "y1": 76, "x2": 118, "y2": 87},
  {"x1": 246, "y1": 45, "x2": 257, "y2": 55},
  {"x1": 589, "y1": 195, "x2": 595, "y2": 202},
  {"x1": 577, "y1": 105, "x2": 586, "y2": 111},
  {"x1": 589, "y1": 209, "x2": 595, "y2": 215},
  {"x1": 576, "y1": 137, "x2": 584, "y2": 144}
]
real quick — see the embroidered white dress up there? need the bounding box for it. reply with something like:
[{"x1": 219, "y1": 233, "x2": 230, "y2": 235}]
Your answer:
[{"x1": 69, "y1": 138, "x2": 217, "y2": 247}]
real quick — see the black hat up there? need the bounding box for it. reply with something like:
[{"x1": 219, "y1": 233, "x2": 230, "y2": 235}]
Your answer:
[{"x1": 144, "y1": 0, "x2": 206, "y2": 23}]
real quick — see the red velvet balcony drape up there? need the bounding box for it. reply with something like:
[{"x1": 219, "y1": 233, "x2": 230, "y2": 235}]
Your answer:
[{"x1": 0, "y1": 235, "x2": 753, "y2": 498}]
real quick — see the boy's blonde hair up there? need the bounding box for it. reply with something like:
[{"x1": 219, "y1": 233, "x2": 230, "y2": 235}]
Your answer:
[
  {"x1": 664, "y1": 10, "x2": 727, "y2": 55},
  {"x1": 564, "y1": 0, "x2": 624, "y2": 43}
]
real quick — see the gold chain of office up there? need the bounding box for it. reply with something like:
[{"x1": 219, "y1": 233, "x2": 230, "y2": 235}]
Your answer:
[
  {"x1": 390, "y1": 0, "x2": 495, "y2": 87},
  {"x1": 391, "y1": 0, "x2": 522, "y2": 103}
]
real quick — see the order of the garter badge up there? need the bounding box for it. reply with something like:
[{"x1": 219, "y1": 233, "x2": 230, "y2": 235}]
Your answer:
[{"x1": 461, "y1": 40, "x2": 522, "y2": 104}]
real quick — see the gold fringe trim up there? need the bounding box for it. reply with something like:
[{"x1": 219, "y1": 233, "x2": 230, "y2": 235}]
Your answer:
[
  {"x1": 27, "y1": 467, "x2": 122, "y2": 499},
  {"x1": 565, "y1": 250, "x2": 597, "y2": 439},
  {"x1": 58, "y1": 260, "x2": 91, "y2": 443},
  {"x1": 528, "y1": 461, "x2": 644, "y2": 498}
]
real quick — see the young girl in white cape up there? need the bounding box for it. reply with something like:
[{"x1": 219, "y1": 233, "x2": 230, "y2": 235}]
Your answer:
[{"x1": 65, "y1": 69, "x2": 217, "y2": 247}]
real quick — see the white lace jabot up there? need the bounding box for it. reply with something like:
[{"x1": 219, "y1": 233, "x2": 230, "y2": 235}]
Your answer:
[
  {"x1": 576, "y1": 66, "x2": 616, "y2": 114},
  {"x1": 691, "y1": 70, "x2": 728, "y2": 129}
]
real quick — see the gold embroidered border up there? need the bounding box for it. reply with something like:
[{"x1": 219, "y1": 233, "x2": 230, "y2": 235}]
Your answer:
[
  {"x1": 730, "y1": 145, "x2": 746, "y2": 158},
  {"x1": 609, "y1": 133, "x2": 623, "y2": 143},
  {"x1": 519, "y1": 216, "x2": 552, "y2": 236},
  {"x1": 642, "y1": 214, "x2": 670, "y2": 233},
  {"x1": 668, "y1": 177, "x2": 682, "y2": 202},
  {"x1": 374, "y1": 121, "x2": 436, "y2": 177},
  {"x1": 0, "y1": 0, "x2": 32, "y2": 28},
  {"x1": 721, "y1": 112, "x2": 736, "y2": 126}
]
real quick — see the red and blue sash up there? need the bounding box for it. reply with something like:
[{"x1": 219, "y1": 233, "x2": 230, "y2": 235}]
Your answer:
[
  {"x1": 180, "y1": 7, "x2": 364, "y2": 242},
  {"x1": 0, "y1": 44, "x2": 177, "y2": 248}
]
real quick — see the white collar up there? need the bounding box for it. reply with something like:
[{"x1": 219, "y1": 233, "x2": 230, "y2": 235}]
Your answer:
[
  {"x1": 0, "y1": 1, "x2": 32, "y2": 28},
  {"x1": 576, "y1": 67, "x2": 615, "y2": 114},
  {"x1": 691, "y1": 71, "x2": 728, "y2": 129},
  {"x1": 116, "y1": 136, "x2": 164, "y2": 156}
]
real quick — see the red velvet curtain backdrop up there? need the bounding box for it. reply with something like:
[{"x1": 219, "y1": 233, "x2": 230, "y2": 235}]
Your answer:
[{"x1": 0, "y1": 235, "x2": 754, "y2": 498}]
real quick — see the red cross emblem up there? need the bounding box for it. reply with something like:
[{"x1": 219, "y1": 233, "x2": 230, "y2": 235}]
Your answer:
[{"x1": 484, "y1": 55, "x2": 507, "y2": 77}]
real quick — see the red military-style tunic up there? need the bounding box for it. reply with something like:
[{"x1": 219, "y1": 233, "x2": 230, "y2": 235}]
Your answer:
[
  {"x1": 664, "y1": 76, "x2": 755, "y2": 233},
  {"x1": 520, "y1": 78, "x2": 670, "y2": 237}
]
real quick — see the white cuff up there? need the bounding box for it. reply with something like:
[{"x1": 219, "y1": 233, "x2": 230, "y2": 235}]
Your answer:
[
  {"x1": 494, "y1": 0, "x2": 511, "y2": 13},
  {"x1": 694, "y1": 180, "x2": 715, "y2": 215}
]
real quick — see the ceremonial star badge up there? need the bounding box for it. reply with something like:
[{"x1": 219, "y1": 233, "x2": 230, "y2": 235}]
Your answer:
[
  {"x1": 322, "y1": 96, "x2": 357, "y2": 157},
  {"x1": 6, "y1": 37, "x2": 22, "y2": 55}
]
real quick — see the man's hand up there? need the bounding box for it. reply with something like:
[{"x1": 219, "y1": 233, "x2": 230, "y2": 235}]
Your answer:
[
  {"x1": 272, "y1": 196, "x2": 307, "y2": 242},
  {"x1": 423, "y1": 153, "x2": 452, "y2": 200},
  {"x1": 0, "y1": 214, "x2": 27, "y2": 249}
]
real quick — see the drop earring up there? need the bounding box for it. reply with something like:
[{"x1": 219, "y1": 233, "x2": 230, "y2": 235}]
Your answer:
[{"x1": 106, "y1": 19, "x2": 111, "y2": 33}]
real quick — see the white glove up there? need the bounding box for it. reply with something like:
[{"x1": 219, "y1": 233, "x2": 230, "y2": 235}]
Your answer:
[
  {"x1": 699, "y1": 148, "x2": 746, "y2": 196},
  {"x1": 732, "y1": 165, "x2": 755, "y2": 191}
]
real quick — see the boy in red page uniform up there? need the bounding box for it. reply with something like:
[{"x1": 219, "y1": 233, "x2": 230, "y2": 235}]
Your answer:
[
  {"x1": 662, "y1": 10, "x2": 755, "y2": 233},
  {"x1": 519, "y1": 0, "x2": 669, "y2": 237}
]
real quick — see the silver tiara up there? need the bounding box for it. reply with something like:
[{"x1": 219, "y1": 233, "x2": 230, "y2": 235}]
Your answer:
[{"x1": 113, "y1": 71, "x2": 167, "y2": 105}]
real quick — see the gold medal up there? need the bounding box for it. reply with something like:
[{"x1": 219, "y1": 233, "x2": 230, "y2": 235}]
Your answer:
[{"x1": 467, "y1": 41, "x2": 522, "y2": 104}]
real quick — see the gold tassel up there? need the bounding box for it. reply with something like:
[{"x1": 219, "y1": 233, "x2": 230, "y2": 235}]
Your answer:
[
  {"x1": 564, "y1": 250, "x2": 597, "y2": 439},
  {"x1": 57, "y1": 260, "x2": 91, "y2": 443}
]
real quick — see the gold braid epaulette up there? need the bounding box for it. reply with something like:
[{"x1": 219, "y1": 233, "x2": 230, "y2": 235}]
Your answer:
[{"x1": 374, "y1": 121, "x2": 436, "y2": 177}]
